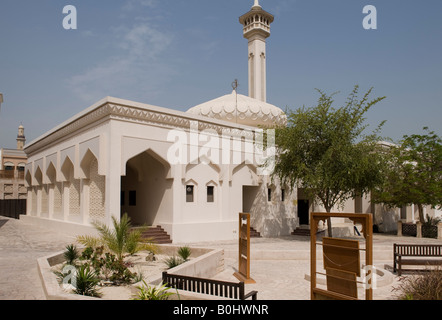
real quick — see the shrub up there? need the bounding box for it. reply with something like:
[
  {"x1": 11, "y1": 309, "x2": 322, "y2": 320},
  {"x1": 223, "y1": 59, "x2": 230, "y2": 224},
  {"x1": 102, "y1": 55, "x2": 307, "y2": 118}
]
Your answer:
[
  {"x1": 164, "y1": 255, "x2": 184, "y2": 269},
  {"x1": 81, "y1": 246, "x2": 137, "y2": 285},
  {"x1": 178, "y1": 246, "x2": 191, "y2": 262},
  {"x1": 164, "y1": 246, "x2": 193, "y2": 269},
  {"x1": 393, "y1": 268, "x2": 442, "y2": 300}
]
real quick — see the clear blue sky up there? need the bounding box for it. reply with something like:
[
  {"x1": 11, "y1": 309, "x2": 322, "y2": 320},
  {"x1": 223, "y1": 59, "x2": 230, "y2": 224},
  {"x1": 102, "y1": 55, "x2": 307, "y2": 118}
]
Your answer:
[{"x1": 0, "y1": 0, "x2": 441, "y2": 148}]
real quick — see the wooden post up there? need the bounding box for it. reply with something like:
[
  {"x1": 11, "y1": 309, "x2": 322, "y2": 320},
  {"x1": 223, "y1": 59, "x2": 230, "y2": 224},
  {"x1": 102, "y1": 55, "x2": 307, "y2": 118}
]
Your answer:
[
  {"x1": 365, "y1": 213, "x2": 373, "y2": 300},
  {"x1": 234, "y1": 213, "x2": 255, "y2": 284},
  {"x1": 310, "y1": 211, "x2": 317, "y2": 300}
]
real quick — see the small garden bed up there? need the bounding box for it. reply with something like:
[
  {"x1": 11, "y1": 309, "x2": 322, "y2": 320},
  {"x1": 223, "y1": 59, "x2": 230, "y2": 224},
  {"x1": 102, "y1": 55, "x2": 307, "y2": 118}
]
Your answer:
[
  {"x1": 51, "y1": 213, "x2": 194, "y2": 300},
  {"x1": 51, "y1": 246, "x2": 189, "y2": 300}
]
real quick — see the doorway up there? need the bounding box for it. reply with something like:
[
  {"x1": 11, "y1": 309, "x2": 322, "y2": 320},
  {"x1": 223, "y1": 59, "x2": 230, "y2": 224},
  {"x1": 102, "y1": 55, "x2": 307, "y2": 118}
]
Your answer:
[
  {"x1": 121, "y1": 150, "x2": 172, "y2": 226},
  {"x1": 298, "y1": 199, "x2": 309, "y2": 225},
  {"x1": 242, "y1": 186, "x2": 260, "y2": 213}
]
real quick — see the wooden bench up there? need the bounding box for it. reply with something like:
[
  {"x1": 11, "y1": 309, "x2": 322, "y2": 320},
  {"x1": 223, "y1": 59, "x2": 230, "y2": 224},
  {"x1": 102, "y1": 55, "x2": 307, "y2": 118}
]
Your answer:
[
  {"x1": 394, "y1": 244, "x2": 442, "y2": 276},
  {"x1": 162, "y1": 272, "x2": 258, "y2": 300}
]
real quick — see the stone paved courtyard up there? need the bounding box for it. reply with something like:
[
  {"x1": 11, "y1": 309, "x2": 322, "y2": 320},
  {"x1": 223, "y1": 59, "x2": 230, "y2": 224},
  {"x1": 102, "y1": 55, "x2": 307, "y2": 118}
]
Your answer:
[{"x1": 1, "y1": 216, "x2": 442, "y2": 300}]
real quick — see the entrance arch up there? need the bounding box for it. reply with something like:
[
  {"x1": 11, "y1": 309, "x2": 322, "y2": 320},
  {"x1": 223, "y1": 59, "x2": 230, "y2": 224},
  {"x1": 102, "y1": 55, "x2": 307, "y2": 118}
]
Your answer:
[{"x1": 121, "y1": 149, "x2": 172, "y2": 226}]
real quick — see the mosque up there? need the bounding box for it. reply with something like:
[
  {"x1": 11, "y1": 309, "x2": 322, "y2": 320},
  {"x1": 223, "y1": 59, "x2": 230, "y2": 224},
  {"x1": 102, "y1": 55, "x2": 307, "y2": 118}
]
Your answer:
[
  {"x1": 22, "y1": 1, "x2": 305, "y2": 242},
  {"x1": 22, "y1": 1, "x2": 427, "y2": 242}
]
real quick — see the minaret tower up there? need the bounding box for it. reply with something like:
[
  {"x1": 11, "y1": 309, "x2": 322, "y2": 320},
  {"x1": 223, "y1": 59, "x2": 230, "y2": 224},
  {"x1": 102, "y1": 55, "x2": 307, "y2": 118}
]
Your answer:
[
  {"x1": 239, "y1": 0, "x2": 274, "y2": 102},
  {"x1": 16, "y1": 124, "x2": 25, "y2": 150}
]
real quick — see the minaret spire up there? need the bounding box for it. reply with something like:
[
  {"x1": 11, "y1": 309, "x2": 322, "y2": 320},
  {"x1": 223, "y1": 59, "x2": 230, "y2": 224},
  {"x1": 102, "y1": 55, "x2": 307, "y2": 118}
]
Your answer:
[
  {"x1": 16, "y1": 123, "x2": 25, "y2": 150},
  {"x1": 239, "y1": 1, "x2": 274, "y2": 102}
]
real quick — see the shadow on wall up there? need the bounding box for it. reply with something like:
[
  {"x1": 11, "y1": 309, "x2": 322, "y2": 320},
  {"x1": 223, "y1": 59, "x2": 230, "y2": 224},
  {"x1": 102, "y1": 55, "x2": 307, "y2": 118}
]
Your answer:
[
  {"x1": 246, "y1": 184, "x2": 297, "y2": 237},
  {"x1": 373, "y1": 204, "x2": 399, "y2": 233}
]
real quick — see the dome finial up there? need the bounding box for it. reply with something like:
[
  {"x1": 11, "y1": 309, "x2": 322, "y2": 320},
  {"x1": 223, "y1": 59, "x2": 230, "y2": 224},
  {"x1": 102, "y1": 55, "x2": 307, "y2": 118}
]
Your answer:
[
  {"x1": 231, "y1": 79, "x2": 239, "y2": 93},
  {"x1": 253, "y1": 0, "x2": 261, "y2": 9}
]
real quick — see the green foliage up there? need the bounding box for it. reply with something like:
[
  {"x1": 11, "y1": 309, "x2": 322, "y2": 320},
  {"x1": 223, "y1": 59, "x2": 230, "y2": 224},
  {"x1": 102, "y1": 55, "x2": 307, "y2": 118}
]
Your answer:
[
  {"x1": 177, "y1": 246, "x2": 191, "y2": 261},
  {"x1": 73, "y1": 264, "x2": 101, "y2": 297},
  {"x1": 64, "y1": 244, "x2": 79, "y2": 266},
  {"x1": 393, "y1": 268, "x2": 442, "y2": 300},
  {"x1": 164, "y1": 255, "x2": 184, "y2": 269},
  {"x1": 164, "y1": 246, "x2": 192, "y2": 269},
  {"x1": 374, "y1": 127, "x2": 442, "y2": 222},
  {"x1": 80, "y1": 246, "x2": 94, "y2": 260},
  {"x1": 132, "y1": 280, "x2": 175, "y2": 300},
  {"x1": 424, "y1": 214, "x2": 441, "y2": 227},
  {"x1": 273, "y1": 85, "x2": 387, "y2": 218},
  {"x1": 82, "y1": 246, "x2": 137, "y2": 284},
  {"x1": 76, "y1": 213, "x2": 158, "y2": 260}
]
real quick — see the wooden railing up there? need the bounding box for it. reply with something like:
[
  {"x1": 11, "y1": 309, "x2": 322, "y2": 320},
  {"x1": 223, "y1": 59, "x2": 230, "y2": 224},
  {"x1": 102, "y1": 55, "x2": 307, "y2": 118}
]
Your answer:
[{"x1": 162, "y1": 272, "x2": 257, "y2": 300}]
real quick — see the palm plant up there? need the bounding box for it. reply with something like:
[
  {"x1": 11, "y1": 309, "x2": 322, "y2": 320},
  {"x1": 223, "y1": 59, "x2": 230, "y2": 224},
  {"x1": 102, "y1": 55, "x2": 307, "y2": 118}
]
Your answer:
[{"x1": 76, "y1": 213, "x2": 158, "y2": 261}]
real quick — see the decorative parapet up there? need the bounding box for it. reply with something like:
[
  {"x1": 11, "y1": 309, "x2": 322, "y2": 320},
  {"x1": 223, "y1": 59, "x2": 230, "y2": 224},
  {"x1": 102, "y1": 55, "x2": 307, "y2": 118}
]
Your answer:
[{"x1": 25, "y1": 97, "x2": 264, "y2": 157}]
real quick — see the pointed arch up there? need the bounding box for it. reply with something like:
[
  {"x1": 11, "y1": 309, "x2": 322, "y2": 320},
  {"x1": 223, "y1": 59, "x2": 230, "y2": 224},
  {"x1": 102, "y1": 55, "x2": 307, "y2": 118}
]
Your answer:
[
  {"x1": 125, "y1": 148, "x2": 171, "y2": 181},
  {"x1": 34, "y1": 166, "x2": 43, "y2": 186},
  {"x1": 25, "y1": 169, "x2": 32, "y2": 187},
  {"x1": 80, "y1": 148, "x2": 99, "y2": 179},
  {"x1": 46, "y1": 161, "x2": 57, "y2": 184},
  {"x1": 231, "y1": 162, "x2": 260, "y2": 186},
  {"x1": 60, "y1": 156, "x2": 74, "y2": 182},
  {"x1": 121, "y1": 148, "x2": 173, "y2": 226}
]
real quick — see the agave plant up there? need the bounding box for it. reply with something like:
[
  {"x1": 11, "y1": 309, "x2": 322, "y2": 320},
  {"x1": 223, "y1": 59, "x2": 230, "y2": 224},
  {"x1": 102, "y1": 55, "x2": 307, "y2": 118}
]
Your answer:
[
  {"x1": 64, "y1": 244, "x2": 79, "y2": 266},
  {"x1": 177, "y1": 246, "x2": 192, "y2": 262},
  {"x1": 132, "y1": 280, "x2": 176, "y2": 300},
  {"x1": 73, "y1": 264, "x2": 101, "y2": 297}
]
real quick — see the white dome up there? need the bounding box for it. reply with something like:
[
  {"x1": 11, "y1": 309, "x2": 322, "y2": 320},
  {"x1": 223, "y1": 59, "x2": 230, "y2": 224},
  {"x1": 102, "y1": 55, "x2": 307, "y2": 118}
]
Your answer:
[{"x1": 187, "y1": 91, "x2": 286, "y2": 127}]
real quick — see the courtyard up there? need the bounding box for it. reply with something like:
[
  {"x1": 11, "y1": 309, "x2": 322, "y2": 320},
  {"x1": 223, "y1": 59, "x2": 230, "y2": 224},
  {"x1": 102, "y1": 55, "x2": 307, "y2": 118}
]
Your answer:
[{"x1": 1, "y1": 215, "x2": 441, "y2": 301}]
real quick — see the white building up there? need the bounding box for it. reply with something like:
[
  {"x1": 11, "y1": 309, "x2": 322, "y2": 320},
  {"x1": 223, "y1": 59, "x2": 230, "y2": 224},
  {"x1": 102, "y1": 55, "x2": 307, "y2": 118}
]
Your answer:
[{"x1": 22, "y1": 1, "x2": 300, "y2": 242}]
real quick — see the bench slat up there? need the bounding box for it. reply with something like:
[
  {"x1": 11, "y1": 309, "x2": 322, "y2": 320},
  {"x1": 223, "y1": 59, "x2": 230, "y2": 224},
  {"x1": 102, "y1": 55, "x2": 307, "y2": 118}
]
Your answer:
[
  {"x1": 162, "y1": 272, "x2": 256, "y2": 300},
  {"x1": 394, "y1": 244, "x2": 442, "y2": 275}
]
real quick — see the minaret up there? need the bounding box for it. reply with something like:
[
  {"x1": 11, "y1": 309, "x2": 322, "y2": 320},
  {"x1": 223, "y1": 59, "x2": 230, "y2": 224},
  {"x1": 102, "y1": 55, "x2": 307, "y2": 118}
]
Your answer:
[
  {"x1": 16, "y1": 124, "x2": 25, "y2": 150},
  {"x1": 239, "y1": 0, "x2": 274, "y2": 102}
]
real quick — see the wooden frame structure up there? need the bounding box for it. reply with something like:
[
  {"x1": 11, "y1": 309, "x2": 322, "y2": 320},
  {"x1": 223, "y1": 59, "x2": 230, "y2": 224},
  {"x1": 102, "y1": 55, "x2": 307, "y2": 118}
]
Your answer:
[
  {"x1": 234, "y1": 213, "x2": 255, "y2": 284},
  {"x1": 310, "y1": 212, "x2": 373, "y2": 300}
]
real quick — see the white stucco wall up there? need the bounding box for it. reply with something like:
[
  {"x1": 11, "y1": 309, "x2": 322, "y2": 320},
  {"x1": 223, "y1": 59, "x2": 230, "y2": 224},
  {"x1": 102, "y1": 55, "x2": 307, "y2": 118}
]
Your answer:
[{"x1": 23, "y1": 97, "x2": 297, "y2": 243}]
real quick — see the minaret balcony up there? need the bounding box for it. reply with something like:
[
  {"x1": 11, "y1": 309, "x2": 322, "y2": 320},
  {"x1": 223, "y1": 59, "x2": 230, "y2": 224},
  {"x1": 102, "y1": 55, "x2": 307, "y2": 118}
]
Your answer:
[{"x1": 243, "y1": 23, "x2": 271, "y2": 38}]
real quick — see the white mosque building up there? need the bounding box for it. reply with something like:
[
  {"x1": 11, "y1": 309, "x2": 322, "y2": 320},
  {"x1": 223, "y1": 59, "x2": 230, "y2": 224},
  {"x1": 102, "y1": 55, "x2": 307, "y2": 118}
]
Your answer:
[{"x1": 22, "y1": 1, "x2": 303, "y2": 242}]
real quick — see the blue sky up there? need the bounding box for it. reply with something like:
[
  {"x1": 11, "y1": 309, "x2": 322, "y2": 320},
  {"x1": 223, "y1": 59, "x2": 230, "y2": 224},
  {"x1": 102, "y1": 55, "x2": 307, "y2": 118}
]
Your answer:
[{"x1": 0, "y1": 0, "x2": 441, "y2": 148}]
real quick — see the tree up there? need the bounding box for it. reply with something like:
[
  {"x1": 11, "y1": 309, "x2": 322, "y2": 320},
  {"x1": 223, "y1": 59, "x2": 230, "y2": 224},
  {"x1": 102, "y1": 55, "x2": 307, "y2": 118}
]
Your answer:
[
  {"x1": 272, "y1": 85, "x2": 387, "y2": 236},
  {"x1": 373, "y1": 127, "x2": 442, "y2": 222}
]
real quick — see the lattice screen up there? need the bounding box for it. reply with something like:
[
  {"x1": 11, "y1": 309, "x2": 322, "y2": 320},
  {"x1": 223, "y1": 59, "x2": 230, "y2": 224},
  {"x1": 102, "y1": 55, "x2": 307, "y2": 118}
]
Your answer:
[
  {"x1": 41, "y1": 185, "x2": 49, "y2": 214},
  {"x1": 32, "y1": 187, "x2": 37, "y2": 214},
  {"x1": 89, "y1": 159, "x2": 105, "y2": 219},
  {"x1": 69, "y1": 174, "x2": 81, "y2": 216},
  {"x1": 53, "y1": 182, "x2": 62, "y2": 214}
]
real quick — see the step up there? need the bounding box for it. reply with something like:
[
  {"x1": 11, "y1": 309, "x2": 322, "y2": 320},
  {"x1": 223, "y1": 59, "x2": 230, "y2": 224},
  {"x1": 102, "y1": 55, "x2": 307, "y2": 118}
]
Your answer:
[
  {"x1": 250, "y1": 227, "x2": 261, "y2": 238},
  {"x1": 133, "y1": 225, "x2": 173, "y2": 244},
  {"x1": 291, "y1": 228, "x2": 326, "y2": 237}
]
